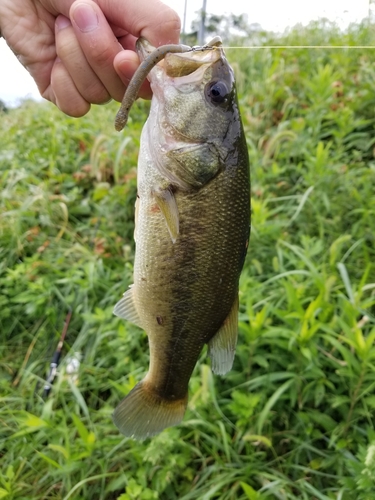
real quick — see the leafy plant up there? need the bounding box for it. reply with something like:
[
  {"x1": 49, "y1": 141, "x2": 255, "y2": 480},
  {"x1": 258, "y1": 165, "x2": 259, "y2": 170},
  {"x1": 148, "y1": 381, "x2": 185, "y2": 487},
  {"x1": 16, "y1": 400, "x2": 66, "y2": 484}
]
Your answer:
[{"x1": 1, "y1": 20, "x2": 375, "y2": 500}]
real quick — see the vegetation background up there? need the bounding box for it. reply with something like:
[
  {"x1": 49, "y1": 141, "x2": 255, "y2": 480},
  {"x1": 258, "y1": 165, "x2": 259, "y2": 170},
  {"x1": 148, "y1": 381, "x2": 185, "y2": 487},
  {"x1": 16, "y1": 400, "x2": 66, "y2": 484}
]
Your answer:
[{"x1": 1, "y1": 19, "x2": 375, "y2": 500}]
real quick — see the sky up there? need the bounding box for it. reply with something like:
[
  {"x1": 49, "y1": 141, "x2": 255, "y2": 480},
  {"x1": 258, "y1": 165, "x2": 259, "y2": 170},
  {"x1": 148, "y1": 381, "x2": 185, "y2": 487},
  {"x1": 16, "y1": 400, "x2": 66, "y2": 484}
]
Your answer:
[{"x1": 0, "y1": 0, "x2": 370, "y2": 106}]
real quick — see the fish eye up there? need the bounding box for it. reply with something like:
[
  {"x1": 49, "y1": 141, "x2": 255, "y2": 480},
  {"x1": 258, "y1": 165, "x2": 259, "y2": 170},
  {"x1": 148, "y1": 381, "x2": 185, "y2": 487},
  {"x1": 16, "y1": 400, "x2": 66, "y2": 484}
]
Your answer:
[{"x1": 205, "y1": 80, "x2": 229, "y2": 105}]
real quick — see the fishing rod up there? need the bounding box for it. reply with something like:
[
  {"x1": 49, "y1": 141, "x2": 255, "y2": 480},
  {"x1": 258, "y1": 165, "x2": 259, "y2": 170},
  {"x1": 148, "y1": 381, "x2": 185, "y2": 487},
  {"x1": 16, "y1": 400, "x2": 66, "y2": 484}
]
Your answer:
[{"x1": 42, "y1": 309, "x2": 72, "y2": 398}]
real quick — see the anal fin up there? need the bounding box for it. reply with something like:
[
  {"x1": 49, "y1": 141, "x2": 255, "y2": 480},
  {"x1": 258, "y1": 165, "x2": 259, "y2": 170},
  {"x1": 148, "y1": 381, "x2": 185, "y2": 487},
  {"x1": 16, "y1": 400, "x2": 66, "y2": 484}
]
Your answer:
[
  {"x1": 208, "y1": 295, "x2": 239, "y2": 375},
  {"x1": 113, "y1": 286, "x2": 143, "y2": 329},
  {"x1": 153, "y1": 188, "x2": 179, "y2": 243}
]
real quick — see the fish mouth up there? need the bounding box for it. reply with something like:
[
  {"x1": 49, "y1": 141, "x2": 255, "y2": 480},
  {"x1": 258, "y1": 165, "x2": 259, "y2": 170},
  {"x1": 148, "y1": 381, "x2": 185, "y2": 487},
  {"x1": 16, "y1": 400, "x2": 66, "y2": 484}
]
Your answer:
[
  {"x1": 136, "y1": 37, "x2": 224, "y2": 78},
  {"x1": 115, "y1": 37, "x2": 225, "y2": 131},
  {"x1": 136, "y1": 36, "x2": 223, "y2": 58}
]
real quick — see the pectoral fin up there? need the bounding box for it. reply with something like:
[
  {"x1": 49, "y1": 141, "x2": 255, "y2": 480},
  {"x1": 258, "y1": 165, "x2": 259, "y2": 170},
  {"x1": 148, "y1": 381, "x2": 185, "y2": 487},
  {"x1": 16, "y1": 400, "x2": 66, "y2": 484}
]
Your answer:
[
  {"x1": 154, "y1": 188, "x2": 179, "y2": 243},
  {"x1": 113, "y1": 286, "x2": 143, "y2": 330},
  {"x1": 208, "y1": 295, "x2": 239, "y2": 375}
]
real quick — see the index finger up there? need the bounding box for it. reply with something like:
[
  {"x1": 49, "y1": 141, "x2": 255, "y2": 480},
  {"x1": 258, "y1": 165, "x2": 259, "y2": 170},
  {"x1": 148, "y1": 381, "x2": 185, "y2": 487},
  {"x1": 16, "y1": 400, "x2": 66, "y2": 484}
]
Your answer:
[
  {"x1": 45, "y1": 0, "x2": 180, "y2": 45},
  {"x1": 97, "y1": 0, "x2": 181, "y2": 46}
]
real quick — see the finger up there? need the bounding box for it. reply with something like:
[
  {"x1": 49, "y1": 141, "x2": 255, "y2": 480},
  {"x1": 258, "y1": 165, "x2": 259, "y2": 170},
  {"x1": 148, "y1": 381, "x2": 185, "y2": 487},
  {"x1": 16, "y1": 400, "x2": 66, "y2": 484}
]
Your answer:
[
  {"x1": 96, "y1": 0, "x2": 181, "y2": 46},
  {"x1": 51, "y1": 57, "x2": 90, "y2": 116},
  {"x1": 70, "y1": 0, "x2": 126, "y2": 101},
  {"x1": 43, "y1": 0, "x2": 181, "y2": 46},
  {"x1": 113, "y1": 50, "x2": 152, "y2": 100},
  {"x1": 107, "y1": 0, "x2": 181, "y2": 99},
  {"x1": 55, "y1": 15, "x2": 111, "y2": 104}
]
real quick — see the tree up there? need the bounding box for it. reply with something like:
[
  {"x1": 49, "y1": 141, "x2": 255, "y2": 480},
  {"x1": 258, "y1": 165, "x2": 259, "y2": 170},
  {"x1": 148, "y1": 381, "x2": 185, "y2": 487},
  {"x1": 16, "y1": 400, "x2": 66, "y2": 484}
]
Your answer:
[
  {"x1": 0, "y1": 99, "x2": 8, "y2": 112},
  {"x1": 184, "y1": 12, "x2": 265, "y2": 45}
]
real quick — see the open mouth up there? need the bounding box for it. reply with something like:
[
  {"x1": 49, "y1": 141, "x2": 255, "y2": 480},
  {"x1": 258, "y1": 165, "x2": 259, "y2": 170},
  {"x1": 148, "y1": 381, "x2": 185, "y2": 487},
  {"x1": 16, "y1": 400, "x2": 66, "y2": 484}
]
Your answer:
[{"x1": 164, "y1": 51, "x2": 220, "y2": 78}]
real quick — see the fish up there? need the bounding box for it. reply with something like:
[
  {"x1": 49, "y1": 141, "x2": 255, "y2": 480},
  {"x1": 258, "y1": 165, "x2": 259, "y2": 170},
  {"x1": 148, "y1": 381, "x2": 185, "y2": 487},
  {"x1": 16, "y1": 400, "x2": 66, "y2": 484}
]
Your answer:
[{"x1": 113, "y1": 36, "x2": 250, "y2": 439}]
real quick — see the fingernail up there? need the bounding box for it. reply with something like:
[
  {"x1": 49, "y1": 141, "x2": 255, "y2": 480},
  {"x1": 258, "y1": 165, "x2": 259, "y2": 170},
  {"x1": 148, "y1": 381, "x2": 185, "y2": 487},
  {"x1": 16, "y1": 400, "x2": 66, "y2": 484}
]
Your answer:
[
  {"x1": 56, "y1": 15, "x2": 71, "y2": 31},
  {"x1": 72, "y1": 3, "x2": 99, "y2": 33}
]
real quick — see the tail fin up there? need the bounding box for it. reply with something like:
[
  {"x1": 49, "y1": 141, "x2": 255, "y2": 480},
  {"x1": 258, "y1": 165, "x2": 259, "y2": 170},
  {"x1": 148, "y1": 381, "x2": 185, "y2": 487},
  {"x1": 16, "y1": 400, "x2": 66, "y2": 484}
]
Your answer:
[{"x1": 113, "y1": 380, "x2": 188, "y2": 440}]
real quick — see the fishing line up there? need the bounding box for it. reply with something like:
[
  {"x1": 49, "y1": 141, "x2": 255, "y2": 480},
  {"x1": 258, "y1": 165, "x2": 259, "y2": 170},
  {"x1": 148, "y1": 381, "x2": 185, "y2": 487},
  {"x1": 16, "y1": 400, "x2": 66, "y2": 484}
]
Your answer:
[{"x1": 221, "y1": 45, "x2": 375, "y2": 49}]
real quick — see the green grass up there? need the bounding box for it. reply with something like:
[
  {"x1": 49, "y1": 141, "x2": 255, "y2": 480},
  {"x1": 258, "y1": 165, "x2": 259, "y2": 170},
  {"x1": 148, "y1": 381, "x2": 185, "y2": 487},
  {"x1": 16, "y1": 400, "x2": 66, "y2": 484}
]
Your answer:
[{"x1": 1, "y1": 20, "x2": 375, "y2": 500}]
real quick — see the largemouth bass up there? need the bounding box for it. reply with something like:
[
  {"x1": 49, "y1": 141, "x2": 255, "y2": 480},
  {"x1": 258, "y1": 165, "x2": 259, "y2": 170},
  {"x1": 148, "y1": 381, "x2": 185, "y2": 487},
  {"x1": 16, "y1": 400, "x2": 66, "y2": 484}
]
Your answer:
[{"x1": 113, "y1": 37, "x2": 250, "y2": 439}]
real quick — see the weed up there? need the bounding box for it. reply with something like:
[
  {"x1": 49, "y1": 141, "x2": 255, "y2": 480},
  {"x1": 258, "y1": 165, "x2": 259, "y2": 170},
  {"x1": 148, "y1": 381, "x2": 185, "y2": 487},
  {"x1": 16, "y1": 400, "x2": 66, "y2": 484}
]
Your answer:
[{"x1": 1, "y1": 20, "x2": 375, "y2": 500}]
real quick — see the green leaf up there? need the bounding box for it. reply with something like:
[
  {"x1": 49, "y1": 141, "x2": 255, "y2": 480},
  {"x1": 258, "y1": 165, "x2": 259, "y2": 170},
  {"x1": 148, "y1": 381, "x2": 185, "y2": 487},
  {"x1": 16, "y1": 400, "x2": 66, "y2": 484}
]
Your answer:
[
  {"x1": 5, "y1": 467, "x2": 14, "y2": 482},
  {"x1": 22, "y1": 413, "x2": 48, "y2": 428},
  {"x1": 71, "y1": 413, "x2": 89, "y2": 442},
  {"x1": 67, "y1": 379, "x2": 90, "y2": 418},
  {"x1": 337, "y1": 262, "x2": 355, "y2": 304},
  {"x1": 0, "y1": 488, "x2": 9, "y2": 499},
  {"x1": 36, "y1": 451, "x2": 62, "y2": 469},
  {"x1": 240, "y1": 482, "x2": 259, "y2": 500},
  {"x1": 257, "y1": 378, "x2": 295, "y2": 433},
  {"x1": 48, "y1": 444, "x2": 69, "y2": 460},
  {"x1": 242, "y1": 434, "x2": 272, "y2": 447}
]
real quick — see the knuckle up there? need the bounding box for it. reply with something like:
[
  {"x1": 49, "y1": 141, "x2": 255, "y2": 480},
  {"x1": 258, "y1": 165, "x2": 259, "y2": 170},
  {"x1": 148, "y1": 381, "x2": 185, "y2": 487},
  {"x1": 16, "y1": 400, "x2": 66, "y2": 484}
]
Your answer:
[
  {"x1": 155, "y1": 8, "x2": 181, "y2": 39},
  {"x1": 56, "y1": 30, "x2": 79, "y2": 60},
  {"x1": 58, "y1": 98, "x2": 90, "y2": 117},
  {"x1": 90, "y1": 44, "x2": 115, "y2": 66},
  {"x1": 164, "y1": 11, "x2": 182, "y2": 33},
  {"x1": 83, "y1": 84, "x2": 111, "y2": 105}
]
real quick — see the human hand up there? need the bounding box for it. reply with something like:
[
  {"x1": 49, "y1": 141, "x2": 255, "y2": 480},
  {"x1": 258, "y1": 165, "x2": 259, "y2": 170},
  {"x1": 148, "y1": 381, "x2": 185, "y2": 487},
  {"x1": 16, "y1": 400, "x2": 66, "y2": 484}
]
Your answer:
[{"x1": 0, "y1": 0, "x2": 180, "y2": 116}]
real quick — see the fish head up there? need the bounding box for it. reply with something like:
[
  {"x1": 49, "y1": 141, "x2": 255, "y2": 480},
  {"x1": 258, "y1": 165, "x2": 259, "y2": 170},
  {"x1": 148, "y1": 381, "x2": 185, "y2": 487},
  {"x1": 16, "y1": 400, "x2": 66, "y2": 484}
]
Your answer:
[
  {"x1": 137, "y1": 37, "x2": 240, "y2": 148},
  {"x1": 137, "y1": 37, "x2": 244, "y2": 189}
]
